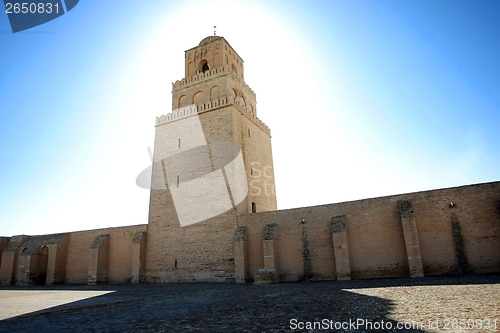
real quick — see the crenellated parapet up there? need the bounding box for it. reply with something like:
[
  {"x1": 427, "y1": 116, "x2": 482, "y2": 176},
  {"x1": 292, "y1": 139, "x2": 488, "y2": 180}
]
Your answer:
[
  {"x1": 172, "y1": 66, "x2": 227, "y2": 89},
  {"x1": 156, "y1": 104, "x2": 200, "y2": 125},
  {"x1": 172, "y1": 65, "x2": 256, "y2": 99},
  {"x1": 156, "y1": 96, "x2": 271, "y2": 136}
]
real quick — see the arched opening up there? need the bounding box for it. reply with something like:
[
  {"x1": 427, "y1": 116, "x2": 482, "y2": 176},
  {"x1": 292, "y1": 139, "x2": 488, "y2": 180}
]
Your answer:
[
  {"x1": 187, "y1": 62, "x2": 194, "y2": 77},
  {"x1": 231, "y1": 88, "x2": 237, "y2": 103},
  {"x1": 235, "y1": 95, "x2": 246, "y2": 109},
  {"x1": 199, "y1": 59, "x2": 209, "y2": 73},
  {"x1": 13, "y1": 248, "x2": 26, "y2": 284},
  {"x1": 178, "y1": 95, "x2": 187, "y2": 109},
  {"x1": 36, "y1": 246, "x2": 49, "y2": 285},
  {"x1": 192, "y1": 91, "x2": 205, "y2": 106},
  {"x1": 19, "y1": 247, "x2": 30, "y2": 285},
  {"x1": 213, "y1": 53, "x2": 221, "y2": 68},
  {"x1": 210, "y1": 86, "x2": 219, "y2": 100},
  {"x1": 231, "y1": 63, "x2": 237, "y2": 73}
]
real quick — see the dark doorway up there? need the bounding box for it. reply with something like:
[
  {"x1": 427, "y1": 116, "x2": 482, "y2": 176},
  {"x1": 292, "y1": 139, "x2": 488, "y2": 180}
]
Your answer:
[
  {"x1": 35, "y1": 246, "x2": 49, "y2": 285},
  {"x1": 200, "y1": 60, "x2": 209, "y2": 73}
]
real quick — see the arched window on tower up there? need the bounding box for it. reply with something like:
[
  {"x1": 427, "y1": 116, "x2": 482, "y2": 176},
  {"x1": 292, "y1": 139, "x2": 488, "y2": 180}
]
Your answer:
[
  {"x1": 200, "y1": 59, "x2": 209, "y2": 73},
  {"x1": 213, "y1": 53, "x2": 221, "y2": 68},
  {"x1": 178, "y1": 95, "x2": 187, "y2": 108}
]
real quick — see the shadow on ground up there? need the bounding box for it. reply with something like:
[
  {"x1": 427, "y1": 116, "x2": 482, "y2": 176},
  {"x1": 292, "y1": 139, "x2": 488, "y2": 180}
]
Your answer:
[{"x1": 0, "y1": 274, "x2": 498, "y2": 332}]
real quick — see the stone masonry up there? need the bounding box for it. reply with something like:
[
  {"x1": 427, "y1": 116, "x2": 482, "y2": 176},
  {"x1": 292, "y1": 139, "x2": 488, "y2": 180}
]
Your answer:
[{"x1": 0, "y1": 36, "x2": 498, "y2": 285}]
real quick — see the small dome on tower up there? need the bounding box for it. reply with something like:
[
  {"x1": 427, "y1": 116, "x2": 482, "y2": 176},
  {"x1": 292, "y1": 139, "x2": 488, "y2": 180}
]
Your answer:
[{"x1": 199, "y1": 35, "x2": 222, "y2": 46}]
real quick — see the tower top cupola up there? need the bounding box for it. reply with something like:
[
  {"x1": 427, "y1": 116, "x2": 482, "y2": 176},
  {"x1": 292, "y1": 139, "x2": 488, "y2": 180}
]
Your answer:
[
  {"x1": 184, "y1": 36, "x2": 244, "y2": 79},
  {"x1": 199, "y1": 35, "x2": 222, "y2": 46}
]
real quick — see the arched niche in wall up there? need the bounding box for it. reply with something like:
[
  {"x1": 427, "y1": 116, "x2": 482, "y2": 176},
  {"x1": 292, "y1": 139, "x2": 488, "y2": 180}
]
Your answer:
[
  {"x1": 192, "y1": 91, "x2": 205, "y2": 105},
  {"x1": 235, "y1": 95, "x2": 246, "y2": 109},
  {"x1": 37, "y1": 246, "x2": 48, "y2": 285},
  {"x1": 231, "y1": 88, "x2": 237, "y2": 103},
  {"x1": 213, "y1": 53, "x2": 221, "y2": 68},
  {"x1": 178, "y1": 95, "x2": 187, "y2": 109},
  {"x1": 210, "y1": 86, "x2": 219, "y2": 100}
]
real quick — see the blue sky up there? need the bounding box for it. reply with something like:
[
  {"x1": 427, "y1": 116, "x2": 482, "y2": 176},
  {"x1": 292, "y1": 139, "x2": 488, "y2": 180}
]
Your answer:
[{"x1": 1, "y1": 0, "x2": 499, "y2": 236}]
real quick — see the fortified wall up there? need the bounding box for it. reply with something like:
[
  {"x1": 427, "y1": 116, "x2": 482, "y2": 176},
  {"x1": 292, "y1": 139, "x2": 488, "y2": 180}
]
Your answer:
[
  {"x1": 235, "y1": 181, "x2": 500, "y2": 283},
  {"x1": 0, "y1": 225, "x2": 147, "y2": 285},
  {"x1": 0, "y1": 36, "x2": 498, "y2": 285},
  {"x1": 0, "y1": 181, "x2": 498, "y2": 285}
]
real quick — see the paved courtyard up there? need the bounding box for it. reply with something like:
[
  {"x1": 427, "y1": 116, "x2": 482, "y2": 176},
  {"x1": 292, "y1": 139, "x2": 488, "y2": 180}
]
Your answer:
[{"x1": 0, "y1": 275, "x2": 498, "y2": 332}]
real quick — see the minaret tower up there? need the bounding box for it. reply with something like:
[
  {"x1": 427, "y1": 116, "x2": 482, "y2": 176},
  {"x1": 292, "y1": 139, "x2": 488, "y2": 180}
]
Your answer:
[{"x1": 146, "y1": 35, "x2": 276, "y2": 282}]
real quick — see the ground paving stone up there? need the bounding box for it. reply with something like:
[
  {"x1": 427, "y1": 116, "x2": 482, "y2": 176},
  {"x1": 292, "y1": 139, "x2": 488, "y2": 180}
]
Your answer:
[{"x1": 0, "y1": 275, "x2": 498, "y2": 332}]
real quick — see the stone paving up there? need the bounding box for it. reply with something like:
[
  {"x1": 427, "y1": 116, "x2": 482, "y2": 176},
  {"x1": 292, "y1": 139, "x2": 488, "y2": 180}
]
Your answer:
[{"x1": 0, "y1": 275, "x2": 498, "y2": 332}]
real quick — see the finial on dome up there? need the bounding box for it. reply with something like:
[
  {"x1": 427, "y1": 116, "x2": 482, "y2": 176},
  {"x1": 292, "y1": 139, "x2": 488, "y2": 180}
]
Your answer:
[{"x1": 214, "y1": 26, "x2": 216, "y2": 36}]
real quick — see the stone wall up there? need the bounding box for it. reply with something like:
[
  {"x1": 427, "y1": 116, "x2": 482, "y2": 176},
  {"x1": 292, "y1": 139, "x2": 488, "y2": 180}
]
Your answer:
[
  {"x1": 0, "y1": 225, "x2": 147, "y2": 285},
  {"x1": 65, "y1": 225, "x2": 147, "y2": 284},
  {"x1": 0, "y1": 237, "x2": 10, "y2": 270},
  {"x1": 1, "y1": 182, "x2": 498, "y2": 285},
  {"x1": 236, "y1": 181, "x2": 500, "y2": 282},
  {"x1": 0, "y1": 235, "x2": 29, "y2": 285}
]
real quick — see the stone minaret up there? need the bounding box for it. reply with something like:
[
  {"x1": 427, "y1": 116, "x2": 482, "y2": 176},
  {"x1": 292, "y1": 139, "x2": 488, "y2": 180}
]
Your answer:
[{"x1": 145, "y1": 36, "x2": 276, "y2": 282}]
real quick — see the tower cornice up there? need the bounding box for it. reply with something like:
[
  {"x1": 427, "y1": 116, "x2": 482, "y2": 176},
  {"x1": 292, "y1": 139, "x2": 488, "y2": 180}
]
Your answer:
[
  {"x1": 172, "y1": 65, "x2": 255, "y2": 99},
  {"x1": 156, "y1": 95, "x2": 271, "y2": 137}
]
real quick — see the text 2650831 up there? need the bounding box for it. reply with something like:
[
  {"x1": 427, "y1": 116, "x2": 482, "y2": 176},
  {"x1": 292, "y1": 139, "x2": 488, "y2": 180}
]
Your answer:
[{"x1": 5, "y1": 2, "x2": 60, "y2": 14}]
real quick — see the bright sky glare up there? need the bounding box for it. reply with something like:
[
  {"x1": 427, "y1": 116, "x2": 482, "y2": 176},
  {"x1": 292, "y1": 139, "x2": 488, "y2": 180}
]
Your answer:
[{"x1": 0, "y1": 0, "x2": 499, "y2": 236}]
